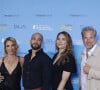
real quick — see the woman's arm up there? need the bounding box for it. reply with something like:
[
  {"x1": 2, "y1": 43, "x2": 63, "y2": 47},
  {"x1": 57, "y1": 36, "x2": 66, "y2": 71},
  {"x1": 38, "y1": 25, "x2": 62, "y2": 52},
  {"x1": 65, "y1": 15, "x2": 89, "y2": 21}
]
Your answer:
[
  {"x1": 57, "y1": 71, "x2": 71, "y2": 90},
  {"x1": 0, "y1": 58, "x2": 4, "y2": 82}
]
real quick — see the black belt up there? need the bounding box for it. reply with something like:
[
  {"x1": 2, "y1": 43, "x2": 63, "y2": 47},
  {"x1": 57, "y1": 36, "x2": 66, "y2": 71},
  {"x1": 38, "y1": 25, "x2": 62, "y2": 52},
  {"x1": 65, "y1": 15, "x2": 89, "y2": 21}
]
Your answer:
[{"x1": 24, "y1": 87, "x2": 42, "y2": 90}]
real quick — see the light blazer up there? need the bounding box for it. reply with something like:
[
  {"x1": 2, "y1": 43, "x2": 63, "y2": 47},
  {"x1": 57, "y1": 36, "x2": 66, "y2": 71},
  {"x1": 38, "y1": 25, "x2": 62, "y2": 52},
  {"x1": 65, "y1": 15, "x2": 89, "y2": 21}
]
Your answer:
[{"x1": 81, "y1": 46, "x2": 100, "y2": 90}]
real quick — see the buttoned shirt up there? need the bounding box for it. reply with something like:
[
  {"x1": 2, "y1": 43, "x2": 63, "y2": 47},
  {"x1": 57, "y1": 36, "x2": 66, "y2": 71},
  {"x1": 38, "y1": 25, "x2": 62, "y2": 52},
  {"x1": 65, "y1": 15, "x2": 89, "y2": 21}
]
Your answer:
[
  {"x1": 23, "y1": 49, "x2": 52, "y2": 90},
  {"x1": 81, "y1": 44, "x2": 97, "y2": 90}
]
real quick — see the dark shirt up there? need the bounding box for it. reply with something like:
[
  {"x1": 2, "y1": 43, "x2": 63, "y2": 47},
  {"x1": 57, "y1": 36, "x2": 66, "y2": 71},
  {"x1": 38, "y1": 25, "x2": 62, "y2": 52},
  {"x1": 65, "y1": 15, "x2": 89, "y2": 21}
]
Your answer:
[
  {"x1": 52, "y1": 53, "x2": 76, "y2": 90},
  {"x1": 0, "y1": 57, "x2": 22, "y2": 90},
  {"x1": 23, "y1": 49, "x2": 52, "y2": 90}
]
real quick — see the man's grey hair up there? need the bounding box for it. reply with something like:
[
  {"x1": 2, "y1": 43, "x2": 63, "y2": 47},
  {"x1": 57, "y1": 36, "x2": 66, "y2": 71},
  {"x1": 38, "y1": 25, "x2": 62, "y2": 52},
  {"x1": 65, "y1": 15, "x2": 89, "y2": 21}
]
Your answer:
[{"x1": 81, "y1": 26, "x2": 97, "y2": 38}]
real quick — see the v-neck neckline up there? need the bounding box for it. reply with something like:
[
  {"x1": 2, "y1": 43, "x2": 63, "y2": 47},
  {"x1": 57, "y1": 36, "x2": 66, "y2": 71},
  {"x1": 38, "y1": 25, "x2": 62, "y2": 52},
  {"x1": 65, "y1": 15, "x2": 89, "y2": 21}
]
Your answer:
[{"x1": 3, "y1": 61, "x2": 19, "y2": 75}]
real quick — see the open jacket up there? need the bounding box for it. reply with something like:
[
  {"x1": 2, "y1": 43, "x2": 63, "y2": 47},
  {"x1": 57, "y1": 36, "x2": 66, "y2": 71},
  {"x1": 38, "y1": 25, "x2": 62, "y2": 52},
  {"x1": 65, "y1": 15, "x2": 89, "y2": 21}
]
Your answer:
[{"x1": 81, "y1": 46, "x2": 100, "y2": 90}]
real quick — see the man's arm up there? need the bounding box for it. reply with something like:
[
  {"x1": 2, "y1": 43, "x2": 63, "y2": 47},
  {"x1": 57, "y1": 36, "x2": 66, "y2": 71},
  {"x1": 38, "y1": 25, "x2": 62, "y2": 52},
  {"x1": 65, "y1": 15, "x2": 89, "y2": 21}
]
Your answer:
[
  {"x1": 42, "y1": 57, "x2": 52, "y2": 90},
  {"x1": 84, "y1": 63, "x2": 100, "y2": 79}
]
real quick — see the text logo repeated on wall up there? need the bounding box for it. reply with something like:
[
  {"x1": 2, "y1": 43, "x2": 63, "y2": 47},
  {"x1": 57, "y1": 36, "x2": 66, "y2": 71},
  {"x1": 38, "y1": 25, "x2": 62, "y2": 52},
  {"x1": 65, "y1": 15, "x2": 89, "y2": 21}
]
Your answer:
[
  {"x1": 14, "y1": 24, "x2": 26, "y2": 29},
  {"x1": 36, "y1": 14, "x2": 52, "y2": 17},
  {"x1": 4, "y1": 14, "x2": 19, "y2": 17},
  {"x1": 44, "y1": 39, "x2": 55, "y2": 45},
  {"x1": 60, "y1": 25, "x2": 72, "y2": 30},
  {"x1": 32, "y1": 24, "x2": 53, "y2": 31},
  {"x1": 0, "y1": 24, "x2": 8, "y2": 30}
]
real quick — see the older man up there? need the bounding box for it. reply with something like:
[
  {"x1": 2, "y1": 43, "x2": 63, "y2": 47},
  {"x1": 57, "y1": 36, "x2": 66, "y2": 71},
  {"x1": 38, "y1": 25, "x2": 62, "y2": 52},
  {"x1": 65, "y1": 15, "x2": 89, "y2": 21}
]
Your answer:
[{"x1": 80, "y1": 26, "x2": 100, "y2": 90}]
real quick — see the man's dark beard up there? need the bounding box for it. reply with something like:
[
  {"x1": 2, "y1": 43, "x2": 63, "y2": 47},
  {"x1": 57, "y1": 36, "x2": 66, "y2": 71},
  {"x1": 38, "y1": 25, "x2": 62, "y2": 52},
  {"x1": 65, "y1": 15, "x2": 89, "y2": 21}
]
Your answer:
[{"x1": 31, "y1": 44, "x2": 41, "y2": 50}]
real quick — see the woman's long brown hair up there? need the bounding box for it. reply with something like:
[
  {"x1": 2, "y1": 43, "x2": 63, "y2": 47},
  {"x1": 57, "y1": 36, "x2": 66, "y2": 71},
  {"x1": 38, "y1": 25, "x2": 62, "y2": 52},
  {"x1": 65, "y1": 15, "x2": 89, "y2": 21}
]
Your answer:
[{"x1": 56, "y1": 31, "x2": 74, "y2": 65}]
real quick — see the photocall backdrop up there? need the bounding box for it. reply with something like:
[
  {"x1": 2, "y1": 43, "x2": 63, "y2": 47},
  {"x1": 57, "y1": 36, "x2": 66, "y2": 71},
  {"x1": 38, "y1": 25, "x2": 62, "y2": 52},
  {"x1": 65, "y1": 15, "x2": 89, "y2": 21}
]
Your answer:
[{"x1": 0, "y1": 0, "x2": 100, "y2": 90}]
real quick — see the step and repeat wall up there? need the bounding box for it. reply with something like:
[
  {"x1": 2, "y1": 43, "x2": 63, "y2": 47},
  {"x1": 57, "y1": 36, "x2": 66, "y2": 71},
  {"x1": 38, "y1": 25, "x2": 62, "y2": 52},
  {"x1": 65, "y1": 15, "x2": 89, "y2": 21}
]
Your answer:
[{"x1": 0, "y1": 0, "x2": 100, "y2": 90}]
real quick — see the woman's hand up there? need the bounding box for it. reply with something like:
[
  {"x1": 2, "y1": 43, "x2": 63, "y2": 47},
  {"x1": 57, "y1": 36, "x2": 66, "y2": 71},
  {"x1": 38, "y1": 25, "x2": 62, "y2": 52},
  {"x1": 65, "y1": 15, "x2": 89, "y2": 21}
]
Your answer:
[{"x1": 0, "y1": 73, "x2": 4, "y2": 83}]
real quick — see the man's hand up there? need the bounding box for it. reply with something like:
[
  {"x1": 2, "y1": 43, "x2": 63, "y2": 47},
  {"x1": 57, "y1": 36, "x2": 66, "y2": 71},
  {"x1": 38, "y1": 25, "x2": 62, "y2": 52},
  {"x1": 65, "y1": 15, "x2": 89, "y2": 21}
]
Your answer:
[{"x1": 83, "y1": 63, "x2": 91, "y2": 74}]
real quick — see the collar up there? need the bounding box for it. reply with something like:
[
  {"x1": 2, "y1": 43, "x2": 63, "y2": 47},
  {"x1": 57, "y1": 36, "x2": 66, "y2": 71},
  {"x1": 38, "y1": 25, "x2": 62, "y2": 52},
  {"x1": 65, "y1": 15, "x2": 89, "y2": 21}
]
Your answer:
[
  {"x1": 82, "y1": 44, "x2": 97, "y2": 56},
  {"x1": 28, "y1": 48, "x2": 43, "y2": 55}
]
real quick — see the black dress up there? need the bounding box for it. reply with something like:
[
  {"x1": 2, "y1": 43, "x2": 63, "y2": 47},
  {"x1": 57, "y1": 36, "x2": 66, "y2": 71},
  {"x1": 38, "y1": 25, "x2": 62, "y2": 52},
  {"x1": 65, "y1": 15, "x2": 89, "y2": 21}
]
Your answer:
[
  {"x1": 0, "y1": 57, "x2": 22, "y2": 90},
  {"x1": 52, "y1": 53, "x2": 76, "y2": 90}
]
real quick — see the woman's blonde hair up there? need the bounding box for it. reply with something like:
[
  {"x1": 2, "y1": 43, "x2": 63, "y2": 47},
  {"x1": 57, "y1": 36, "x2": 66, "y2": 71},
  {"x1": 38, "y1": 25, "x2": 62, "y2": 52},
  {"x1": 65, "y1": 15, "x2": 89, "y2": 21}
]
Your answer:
[{"x1": 4, "y1": 37, "x2": 19, "y2": 55}]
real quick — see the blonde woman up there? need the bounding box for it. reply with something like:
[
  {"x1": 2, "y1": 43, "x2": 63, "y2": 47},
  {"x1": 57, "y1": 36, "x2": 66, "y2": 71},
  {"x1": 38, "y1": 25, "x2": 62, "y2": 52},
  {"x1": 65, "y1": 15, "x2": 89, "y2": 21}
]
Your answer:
[{"x1": 0, "y1": 37, "x2": 24, "y2": 90}]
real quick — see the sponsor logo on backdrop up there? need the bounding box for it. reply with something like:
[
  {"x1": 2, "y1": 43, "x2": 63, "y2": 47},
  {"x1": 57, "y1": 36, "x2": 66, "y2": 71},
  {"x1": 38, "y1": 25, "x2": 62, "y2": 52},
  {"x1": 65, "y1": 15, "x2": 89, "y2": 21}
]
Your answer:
[
  {"x1": 70, "y1": 14, "x2": 87, "y2": 17},
  {"x1": 0, "y1": 24, "x2": 8, "y2": 30},
  {"x1": 14, "y1": 24, "x2": 26, "y2": 29},
  {"x1": 32, "y1": 24, "x2": 53, "y2": 31},
  {"x1": 44, "y1": 39, "x2": 55, "y2": 45},
  {"x1": 60, "y1": 24, "x2": 72, "y2": 30},
  {"x1": 0, "y1": 24, "x2": 26, "y2": 30},
  {"x1": 36, "y1": 14, "x2": 52, "y2": 17},
  {"x1": 4, "y1": 14, "x2": 19, "y2": 17}
]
